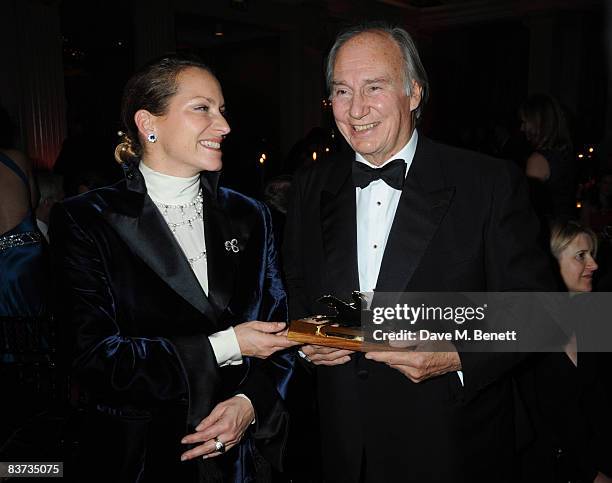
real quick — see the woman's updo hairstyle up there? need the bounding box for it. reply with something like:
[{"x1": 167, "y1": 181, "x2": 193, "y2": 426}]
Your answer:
[{"x1": 115, "y1": 54, "x2": 213, "y2": 164}]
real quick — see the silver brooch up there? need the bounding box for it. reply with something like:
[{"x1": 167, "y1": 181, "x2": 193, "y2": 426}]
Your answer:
[{"x1": 224, "y1": 238, "x2": 239, "y2": 253}]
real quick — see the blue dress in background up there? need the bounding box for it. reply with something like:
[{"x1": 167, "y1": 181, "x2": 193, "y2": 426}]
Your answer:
[{"x1": 0, "y1": 151, "x2": 46, "y2": 317}]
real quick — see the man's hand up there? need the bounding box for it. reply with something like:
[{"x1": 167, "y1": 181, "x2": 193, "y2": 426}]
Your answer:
[
  {"x1": 234, "y1": 321, "x2": 300, "y2": 359},
  {"x1": 365, "y1": 342, "x2": 461, "y2": 382},
  {"x1": 180, "y1": 396, "x2": 255, "y2": 461},
  {"x1": 301, "y1": 345, "x2": 354, "y2": 366}
]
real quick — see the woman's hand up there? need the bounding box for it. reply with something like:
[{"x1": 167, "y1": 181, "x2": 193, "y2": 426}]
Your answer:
[
  {"x1": 234, "y1": 321, "x2": 299, "y2": 358},
  {"x1": 180, "y1": 396, "x2": 255, "y2": 461}
]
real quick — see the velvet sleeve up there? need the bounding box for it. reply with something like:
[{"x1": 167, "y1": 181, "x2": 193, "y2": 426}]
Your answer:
[
  {"x1": 50, "y1": 202, "x2": 220, "y2": 417},
  {"x1": 236, "y1": 202, "x2": 295, "y2": 470}
]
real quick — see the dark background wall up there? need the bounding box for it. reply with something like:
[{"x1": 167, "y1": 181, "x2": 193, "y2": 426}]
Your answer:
[{"x1": 0, "y1": 0, "x2": 608, "y2": 197}]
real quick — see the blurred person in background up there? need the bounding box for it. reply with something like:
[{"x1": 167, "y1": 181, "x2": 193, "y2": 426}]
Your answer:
[
  {"x1": 581, "y1": 172, "x2": 612, "y2": 235},
  {"x1": 520, "y1": 94, "x2": 576, "y2": 222},
  {"x1": 35, "y1": 171, "x2": 64, "y2": 242},
  {"x1": 0, "y1": 105, "x2": 46, "y2": 317},
  {"x1": 73, "y1": 169, "x2": 114, "y2": 194},
  {"x1": 0, "y1": 104, "x2": 50, "y2": 458},
  {"x1": 263, "y1": 174, "x2": 292, "y2": 248}
]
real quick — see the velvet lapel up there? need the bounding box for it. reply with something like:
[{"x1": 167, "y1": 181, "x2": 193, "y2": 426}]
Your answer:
[
  {"x1": 320, "y1": 155, "x2": 360, "y2": 298},
  {"x1": 375, "y1": 136, "x2": 455, "y2": 293},
  {"x1": 103, "y1": 164, "x2": 217, "y2": 321},
  {"x1": 200, "y1": 183, "x2": 242, "y2": 318}
]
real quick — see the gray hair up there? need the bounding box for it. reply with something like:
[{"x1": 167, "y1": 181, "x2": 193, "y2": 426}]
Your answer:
[{"x1": 325, "y1": 22, "x2": 429, "y2": 120}]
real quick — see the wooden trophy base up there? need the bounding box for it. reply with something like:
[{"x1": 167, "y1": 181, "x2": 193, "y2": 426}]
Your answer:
[{"x1": 288, "y1": 317, "x2": 402, "y2": 352}]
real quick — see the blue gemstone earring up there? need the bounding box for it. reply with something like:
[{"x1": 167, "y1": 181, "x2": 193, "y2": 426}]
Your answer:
[{"x1": 147, "y1": 133, "x2": 157, "y2": 143}]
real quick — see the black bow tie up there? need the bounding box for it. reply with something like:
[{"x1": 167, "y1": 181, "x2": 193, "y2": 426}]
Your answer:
[{"x1": 352, "y1": 159, "x2": 406, "y2": 190}]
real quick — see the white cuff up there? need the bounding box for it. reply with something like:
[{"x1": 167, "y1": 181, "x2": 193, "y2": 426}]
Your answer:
[
  {"x1": 208, "y1": 327, "x2": 243, "y2": 367},
  {"x1": 456, "y1": 370, "x2": 464, "y2": 386}
]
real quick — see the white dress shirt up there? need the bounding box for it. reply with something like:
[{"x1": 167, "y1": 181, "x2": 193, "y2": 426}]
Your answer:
[
  {"x1": 37, "y1": 219, "x2": 49, "y2": 242},
  {"x1": 140, "y1": 162, "x2": 242, "y2": 367},
  {"x1": 354, "y1": 132, "x2": 464, "y2": 384},
  {"x1": 356, "y1": 130, "x2": 418, "y2": 293}
]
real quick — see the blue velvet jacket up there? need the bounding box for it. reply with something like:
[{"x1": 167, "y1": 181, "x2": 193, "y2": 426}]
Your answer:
[{"x1": 50, "y1": 162, "x2": 293, "y2": 482}]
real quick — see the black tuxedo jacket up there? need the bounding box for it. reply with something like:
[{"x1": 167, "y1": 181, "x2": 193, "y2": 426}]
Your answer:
[
  {"x1": 50, "y1": 162, "x2": 293, "y2": 483},
  {"x1": 283, "y1": 136, "x2": 557, "y2": 483}
]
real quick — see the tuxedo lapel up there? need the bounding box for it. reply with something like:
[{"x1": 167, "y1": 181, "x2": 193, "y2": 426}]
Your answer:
[
  {"x1": 201, "y1": 187, "x2": 244, "y2": 317},
  {"x1": 376, "y1": 137, "x2": 455, "y2": 292},
  {"x1": 103, "y1": 165, "x2": 217, "y2": 321},
  {"x1": 320, "y1": 156, "x2": 360, "y2": 298}
]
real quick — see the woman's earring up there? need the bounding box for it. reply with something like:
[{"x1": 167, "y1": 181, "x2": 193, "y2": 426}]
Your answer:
[{"x1": 147, "y1": 133, "x2": 157, "y2": 143}]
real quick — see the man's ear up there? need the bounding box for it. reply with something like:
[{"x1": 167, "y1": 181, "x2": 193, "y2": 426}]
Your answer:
[
  {"x1": 134, "y1": 109, "x2": 155, "y2": 138},
  {"x1": 409, "y1": 80, "x2": 422, "y2": 113}
]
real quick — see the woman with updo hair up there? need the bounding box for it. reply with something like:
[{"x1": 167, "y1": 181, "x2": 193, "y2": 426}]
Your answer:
[
  {"x1": 519, "y1": 94, "x2": 576, "y2": 222},
  {"x1": 51, "y1": 55, "x2": 297, "y2": 482}
]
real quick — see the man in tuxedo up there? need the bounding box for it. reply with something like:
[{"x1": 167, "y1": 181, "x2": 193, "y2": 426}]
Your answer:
[{"x1": 283, "y1": 23, "x2": 556, "y2": 482}]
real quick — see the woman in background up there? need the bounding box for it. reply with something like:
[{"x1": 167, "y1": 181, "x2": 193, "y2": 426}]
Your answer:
[
  {"x1": 51, "y1": 55, "x2": 296, "y2": 482},
  {"x1": 519, "y1": 221, "x2": 611, "y2": 483},
  {"x1": 0, "y1": 106, "x2": 46, "y2": 317},
  {"x1": 550, "y1": 221, "x2": 599, "y2": 362},
  {"x1": 0, "y1": 106, "x2": 49, "y2": 454},
  {"x1": 550, "y1": 221, "x2": 611, "y2": 483},
  {"x1": 520, "y1": 94, "x2": 576, "y2": 222}
]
